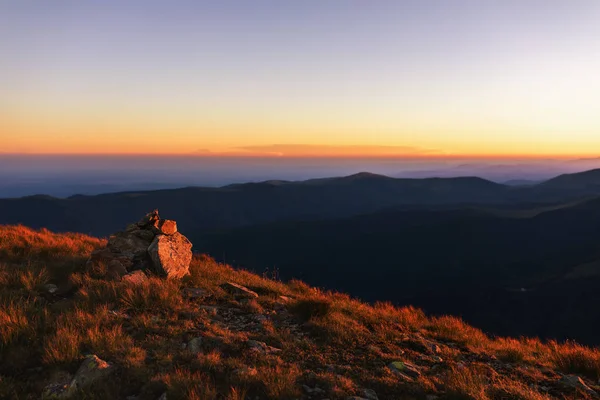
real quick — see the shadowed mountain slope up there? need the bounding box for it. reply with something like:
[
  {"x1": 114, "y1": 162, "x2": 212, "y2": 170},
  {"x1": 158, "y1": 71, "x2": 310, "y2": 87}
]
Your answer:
[
  {"x1": 540, "y1": 168, "x2": 600, "y2": 190},
  {"x1": 193, "y1": 197, "x2": 600, "y2": 345}
]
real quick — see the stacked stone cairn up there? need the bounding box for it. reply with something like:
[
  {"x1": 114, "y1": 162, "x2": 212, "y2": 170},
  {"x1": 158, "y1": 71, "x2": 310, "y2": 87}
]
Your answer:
[{"x1": 87, "y1": 210, "x2": 192, "y2": 280}]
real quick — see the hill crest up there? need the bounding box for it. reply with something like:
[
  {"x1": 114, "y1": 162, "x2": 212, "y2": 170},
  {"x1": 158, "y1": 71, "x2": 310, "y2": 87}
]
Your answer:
[{"x1": 1, "y1": 223, "x2": 600, "y2": 399}]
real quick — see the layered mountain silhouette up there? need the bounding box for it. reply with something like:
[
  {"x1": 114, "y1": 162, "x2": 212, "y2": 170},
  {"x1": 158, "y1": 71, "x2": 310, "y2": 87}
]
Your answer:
[
  {"x1": 2, "y1": 168, "x2": 600, "y2": 236},
  {"x1": 3, "y1": 168, "x2": 600, "y2": 344}
]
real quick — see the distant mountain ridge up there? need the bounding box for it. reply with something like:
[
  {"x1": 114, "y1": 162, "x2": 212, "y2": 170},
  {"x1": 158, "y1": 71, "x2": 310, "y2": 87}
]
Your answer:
[
  {"x1": 540, "y1": 168, "x2": 600, "y2": 189},
  {"x1": 2, "y1": 169, "x2": 600, "y2": 238},
  {"x1": 3, "y1": 170, "x2": 600, "y2": 344}
]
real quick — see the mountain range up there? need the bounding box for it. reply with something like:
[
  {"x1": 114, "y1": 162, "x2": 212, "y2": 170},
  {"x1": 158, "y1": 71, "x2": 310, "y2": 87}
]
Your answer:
[{"x1": 2, "y1": 168, "x2": 600, "y2": 344}]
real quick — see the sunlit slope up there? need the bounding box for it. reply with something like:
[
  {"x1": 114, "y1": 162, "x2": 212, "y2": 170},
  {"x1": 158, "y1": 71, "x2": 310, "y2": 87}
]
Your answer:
[{"x1": 1, "y1": 225, "x2": 600, "y2": 399}]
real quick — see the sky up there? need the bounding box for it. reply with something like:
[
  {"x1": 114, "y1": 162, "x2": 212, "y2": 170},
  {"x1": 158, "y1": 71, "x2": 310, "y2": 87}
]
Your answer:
[{"x1": 1, "y1": 0, "x2": 600, "y2": 157}]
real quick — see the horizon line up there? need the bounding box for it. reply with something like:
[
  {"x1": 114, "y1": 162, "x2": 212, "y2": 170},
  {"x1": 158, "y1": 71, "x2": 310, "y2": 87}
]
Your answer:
[{"x1": 1, "y1": 152, "x2": 597, "y2": 161}]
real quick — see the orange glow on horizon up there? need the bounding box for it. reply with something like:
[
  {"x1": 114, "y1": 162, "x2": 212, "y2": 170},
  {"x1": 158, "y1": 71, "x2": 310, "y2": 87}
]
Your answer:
[{"x1": 1, "y1": 149, "x2": 596, "y2": 161}]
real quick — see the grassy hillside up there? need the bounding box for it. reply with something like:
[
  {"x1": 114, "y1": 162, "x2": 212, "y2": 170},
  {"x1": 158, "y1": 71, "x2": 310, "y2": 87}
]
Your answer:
[
  {"x1": 195, "y1": 197, "x2": 600, "y2": 344},
  {"x1": 1, "y1": 225, "x2": 600, "y2": 399}
]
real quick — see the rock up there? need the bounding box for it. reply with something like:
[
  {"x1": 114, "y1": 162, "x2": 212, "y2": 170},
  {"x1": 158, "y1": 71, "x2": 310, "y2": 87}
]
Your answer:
[
  {"x1": 158, "y1": 393, "x2": 167, "y2": 400},
  {"x1": 148, "y1": 233, "x2": 192, "y2": 279},
  {"x1": 130, "y1": 228, "x2": 156, "y2": 242},
  {"x1": 125, "y1": 223, "x2": 139, "y2": 232},
  {"x1": 388, "y1": 361, "x2": 421, "y2": 379},
  {"x1": 87, "y1": 248, "x2": 134, "y2": 272},
  {"x1": 44, "y1": 355, "x2": 114, "y2": 398},
  {"x1": 86, "y1": 211, "x2": 193, "y2": 281},
  {"x1": 303, "y1": 385, "x2": 325, "y2": 395},
  {"x1": 155, "y1": 219, "x2": 177, "y2": 235},
  {"x1": 108, "y1": 232, "x2": 153, "y2": 258},
  {"x1": 137, "y1": 209, "x2": 160, "y2": 228},
  {"x1": 221, "y1": 282, "x2": 259, "y2": 298},
  {"x1": 560, "y1": 375, "x2": 598, "y2": 397},
  {"x1": 247, "y1": 339, "x2": 281, "y2": 354},
  {"x1": 44, "y1": 283, "x2": 58, "y2": 294},
  {"x1": 69, "y1": 355, "x2": 113, "y2": 393},
  {"x1": 360, "y1": 389, "x2": 379, "y2": 400},
  {"x1": 187, "y1": 337, "x2": 203, "y2": 353},
  {"x1": 121, "y1": 270, "x2": 148, "y2": 285}
]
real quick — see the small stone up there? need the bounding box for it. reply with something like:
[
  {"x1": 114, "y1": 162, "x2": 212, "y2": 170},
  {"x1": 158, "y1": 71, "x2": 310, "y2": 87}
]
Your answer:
[
  {"x1": 65, "y1": 355, "x2": 113, "y2": 396},
  {"x1": 360, "y1": 389, "x2": 379, "y2": 400},
  {"x1": 303, "y1": 385, "x2": 325, "y2": 395},
  {"x1": 560, "y1": 375, "x2": 598, "y2": 396},
  {"x1": 44, "y1": 283, "x2": 58, "y2": 294},
  {"x1": 137, "y1": 210, "x2": 160, "y2": 227},
  {"x1": 247, "y1": 339, "x2": 281, "y2": 354},
  {"x1": 187, "y1": 337, "x2": 203, "y2": 353},
  {"x1": 221, "y1": 282, "x2": 259, "y2": 298},
  {"x1": 388, "y1": 361, "x2": 421, "y2": 379},
  {"x1": 156, "y1": 219, "x2": 177, "y2": 235}
]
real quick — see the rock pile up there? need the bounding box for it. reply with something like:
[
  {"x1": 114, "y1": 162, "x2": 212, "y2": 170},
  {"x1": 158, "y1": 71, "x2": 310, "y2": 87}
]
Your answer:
[{"x1": 87, "y1": 210, "x2": 192, "y2": 279}]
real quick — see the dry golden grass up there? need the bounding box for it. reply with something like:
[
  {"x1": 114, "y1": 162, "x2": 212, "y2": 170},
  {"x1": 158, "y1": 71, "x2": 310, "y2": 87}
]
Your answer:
[
  {"x1": 154, "y1": 369, "x2": 218, "y2": 400},
  {"x1": 0, "y1": 301, "x2": 36, "y2": 347},
  {"x1": 2, "y1": 224, "x2": 600, "y2": 400},
  {"x1": 547, "y1": 340, "x2": 600, "y2": 379},
  {"x1": 442, "y1": 366, "x2": 490, "y2": 400}
]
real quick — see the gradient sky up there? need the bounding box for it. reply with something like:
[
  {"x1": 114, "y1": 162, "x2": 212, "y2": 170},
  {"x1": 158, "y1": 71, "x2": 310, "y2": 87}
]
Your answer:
[{"x1": 1, "y1": 1, "x2": 600, "y2": 157}]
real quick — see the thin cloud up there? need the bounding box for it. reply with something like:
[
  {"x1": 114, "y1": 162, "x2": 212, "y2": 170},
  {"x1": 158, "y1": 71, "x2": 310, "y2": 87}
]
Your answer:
[{"x1": 235, "y1": 144, "x2": 441, "y2": 157}]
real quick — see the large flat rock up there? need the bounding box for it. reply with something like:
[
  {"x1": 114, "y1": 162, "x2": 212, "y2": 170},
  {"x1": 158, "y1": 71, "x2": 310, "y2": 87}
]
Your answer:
[{"x1": 148, "y1": 232, "x2": 192, "y2": 279}]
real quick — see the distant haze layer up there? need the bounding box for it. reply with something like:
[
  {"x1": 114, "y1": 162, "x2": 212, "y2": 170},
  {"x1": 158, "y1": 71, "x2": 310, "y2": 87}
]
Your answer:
[{"x1": 1, "y1": 154, "x2": 600, "y2": 198}]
